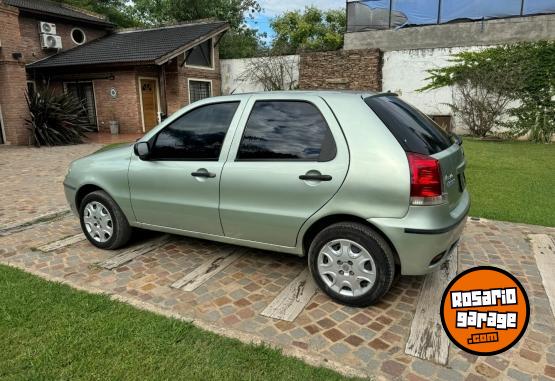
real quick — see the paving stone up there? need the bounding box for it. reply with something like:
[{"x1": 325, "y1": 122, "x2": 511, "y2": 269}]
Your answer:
[
  {"x1": 508, "y1": 367, "x2": 533, "y2": 381},
  {"x1": 411, "y1": 358, "x2": 437, "y2": 377}
]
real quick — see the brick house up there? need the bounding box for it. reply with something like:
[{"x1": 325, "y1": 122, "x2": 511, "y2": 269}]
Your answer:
[{"x1": 0, "y1": 0, "x2": 229, "y2": 145}]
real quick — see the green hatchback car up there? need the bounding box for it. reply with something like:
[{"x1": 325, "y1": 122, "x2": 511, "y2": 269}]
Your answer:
[{"x1": 64, "y1": 91, "x2": 469, "y2": 306}]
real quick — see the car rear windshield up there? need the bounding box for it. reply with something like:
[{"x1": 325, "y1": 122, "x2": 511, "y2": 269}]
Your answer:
[{"x1": 365, "y1": 95, "x2": 453, "y2": 155}]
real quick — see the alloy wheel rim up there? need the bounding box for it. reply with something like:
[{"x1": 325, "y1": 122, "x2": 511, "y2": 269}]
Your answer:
[
  {"x1": 83, "y1": 201, "x2": 113, "y2": 243},
  {"x1": 317, "y1": 239, "x2": 377, "y2": 297}
]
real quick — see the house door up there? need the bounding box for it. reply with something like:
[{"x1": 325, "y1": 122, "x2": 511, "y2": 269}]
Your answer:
[
  {"x1": 140, "y1": 79, "x2": 159, "y2": 132},
  {"x1": 65, "y1": 82, "x2": 97, "y2": 129}
]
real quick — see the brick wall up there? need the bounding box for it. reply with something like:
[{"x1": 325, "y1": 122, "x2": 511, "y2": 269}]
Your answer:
[
  {"x1": 93, "y1": 71, "x2": 143, "y2": 134},
  {"x1": 299, "y1": 49, "x2": 382, "y2": 91},
  {"x1": 0, "y1": 4, "x2": 28, "y2": 145},
  {"x1": 18, "y1": 15, "x2": 109, "y2": 64}
]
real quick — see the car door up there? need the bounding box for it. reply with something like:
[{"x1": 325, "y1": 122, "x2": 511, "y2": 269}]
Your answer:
[
  {"x1": 219, "y1": 95, "x2": 349, "y2": 248},
  {"x1": 129, "y1": 100, "x2": 243, "y2": 235}
]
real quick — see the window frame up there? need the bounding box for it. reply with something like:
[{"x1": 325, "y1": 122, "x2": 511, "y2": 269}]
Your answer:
[
  {"x1": 187, "y1": 78, "x2": 213, "y2": 104},
  {"x1": 235, "y1": 99, "x2": 337, "y2": 163},
  {"x1": 184, "y1": 38, "x2": 214, "y2": 70},
  {"x1": 148, "y1": 100, "x2": 241, "y2": 162},
  {"x1": 70, "y1": 27, "x2": 87, "y2": 45}
]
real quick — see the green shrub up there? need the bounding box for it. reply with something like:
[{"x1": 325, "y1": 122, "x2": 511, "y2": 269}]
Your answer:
[
  {"x1": 26, "y1": 87, "x2": 95, "y2": 147},
  {"x1": 421, "y1": 41, "x2": 555, "y2": 142}
]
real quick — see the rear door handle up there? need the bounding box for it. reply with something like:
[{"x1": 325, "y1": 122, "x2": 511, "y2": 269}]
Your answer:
[
  {"x1": 299, "y1": 174, "x2": 332, "y2": 181},
  {"x1": 191, "y1": 171, "x2": 216, "y2": 178}
]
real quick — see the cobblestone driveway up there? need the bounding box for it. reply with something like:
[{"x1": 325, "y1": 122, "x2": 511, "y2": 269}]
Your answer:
[
  {"x1": 0, "y1": 144, "x2": 100, "y2": 227},
  {"x1": 1, "y1": 144, "x2": 554, "y2": 380}
]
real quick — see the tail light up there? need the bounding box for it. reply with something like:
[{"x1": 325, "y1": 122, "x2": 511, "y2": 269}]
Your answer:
[{"x1": 407, "y1": 152, "x2": 446, "y2": 206}]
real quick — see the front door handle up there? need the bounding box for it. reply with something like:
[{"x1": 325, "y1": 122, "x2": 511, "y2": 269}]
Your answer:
[
  {"x1": 299, "y1": 174, "x2": 332, "y2": 181},
  {"x1": 191, "y1": 170, "x2": 216, "y2": 178}
]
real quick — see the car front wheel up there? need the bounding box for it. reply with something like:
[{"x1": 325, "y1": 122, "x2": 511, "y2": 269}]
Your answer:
[
  {"x1": 308, "y1": 222, "x2": 395, "y2": 307},
  {"x1": 79, "y1": 190, "x2": 132, "y2": 250}
]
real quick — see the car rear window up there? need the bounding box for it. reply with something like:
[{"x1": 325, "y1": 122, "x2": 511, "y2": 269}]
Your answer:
[{"x1": 365, "y1": 95, "x2": 453, "y2": 155}]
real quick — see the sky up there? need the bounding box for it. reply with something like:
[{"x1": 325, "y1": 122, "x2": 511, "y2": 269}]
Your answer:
[{"x1": 245, "y1": 0, "x2": 345, "y2": 40}]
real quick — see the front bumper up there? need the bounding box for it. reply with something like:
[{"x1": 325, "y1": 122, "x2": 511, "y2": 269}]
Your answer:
[
  {"x1": 369, "y1": 190, "x2": 469, "y2": 275},
  {"x1": 63, "y1": 181, "x2": 79, "y2": 216}
]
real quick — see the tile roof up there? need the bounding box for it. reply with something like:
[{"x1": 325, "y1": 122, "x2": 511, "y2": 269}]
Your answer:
[
  {"x1": 4, "y1": 0, "x2": 114, "y2": 27},
  {"x1": 27, "y1": 21, "x2": 229, "y2": 69}
]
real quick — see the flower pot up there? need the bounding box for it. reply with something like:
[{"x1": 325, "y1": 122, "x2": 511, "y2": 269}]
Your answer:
[{"x1": 109, "y1": 120, "x2": 119, "y2": 135}]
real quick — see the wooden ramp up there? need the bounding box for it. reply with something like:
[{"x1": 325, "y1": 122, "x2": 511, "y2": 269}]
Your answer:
[
  {"x1": 100, "y1": 234, "x2": 172, "y2": 270},
  {"x1": 405, "y1": 247, "x2": 458, "y2": 365},
  {"x1": 37, "y1": 233, "x2": 85, "y2": 252},
  {"x1": 261, "y1": 268, "x2": 318, "y2": 322},
  {"x1": 530, "y1": 234, "x2": 555, "y2": 318},
  {"x1": 170, "y1": 247, "x2": 245, "y2": 291}
]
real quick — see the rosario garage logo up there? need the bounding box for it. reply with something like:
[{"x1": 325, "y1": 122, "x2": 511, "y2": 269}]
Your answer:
[{"x1": 440, "y1": 266, "x2": 530, "y2": 355}]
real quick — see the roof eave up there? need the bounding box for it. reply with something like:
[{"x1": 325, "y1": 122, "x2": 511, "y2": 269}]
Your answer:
[
  {"x1": 27, "y1": 60, "x2": 157, "y2": 70},
  {"x1": 154, "y1": 23, "x2": 230, "y2": 65},
  {"x1": 17, "y1": 8, "x2": 115, "y2": 28}
]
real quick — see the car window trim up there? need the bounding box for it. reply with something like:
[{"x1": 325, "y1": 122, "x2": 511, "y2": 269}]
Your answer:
[
  {"x1": 148, "y1": 100, "x2": 241, "y2": 162},
  {"x1": 234, "y1": 99, "x2": 337, "y2": 163}
]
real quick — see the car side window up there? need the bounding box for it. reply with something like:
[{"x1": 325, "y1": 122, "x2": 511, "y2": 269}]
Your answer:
[
  {"x1": 236, "y1": 100, "x2": 336, "y2": 161},
  {"x1": 151, "y1": 102, "x2": 239, "y2": 160}
]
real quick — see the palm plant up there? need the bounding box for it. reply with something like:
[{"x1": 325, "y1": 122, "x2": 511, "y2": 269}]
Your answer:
[{"x1": 26, "y1": 87, "x2": 95, "y2": 147}]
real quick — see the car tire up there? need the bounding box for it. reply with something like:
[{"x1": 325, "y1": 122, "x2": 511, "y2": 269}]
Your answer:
[
  {"x1": 308, "y1": 222, "x2": 395, "y2": 307},
  {"x1": 79, "y1": 190, "x2": 132, "y2": 250}
]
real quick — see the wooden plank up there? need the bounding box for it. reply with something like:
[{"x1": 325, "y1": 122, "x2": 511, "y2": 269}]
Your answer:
[
  {"x1": 0, "y1": 209, "x2": 71, "y2": 236},
  {"x1": 530, "y1": 234, "x2": 555, "y2": 318},
  {"x1": 37, "y1": 233, "x2": 85, "y2": 252},
  {"x1": 170, "y1": 247, "x2": 244, "y2": 291},
  {"x1": 100, "y1": 234, "x2": 171, "y2": 270},
  {"x1": 405, "y1": 246, "x2": 458, "y2": 365},
  {"x1": 261, "y1": 268, "x2": 318, "y2": 322}
]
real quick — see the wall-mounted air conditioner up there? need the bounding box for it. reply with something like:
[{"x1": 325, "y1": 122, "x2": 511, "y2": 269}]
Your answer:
[
  {"x1": 39, "y1": 21, "x2": 57, "y2": 35},
  {"x1": 40, "y1": 34, "x2": 62, "y2": 50}
]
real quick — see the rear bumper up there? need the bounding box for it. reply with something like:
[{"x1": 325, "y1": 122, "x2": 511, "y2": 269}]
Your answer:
[{"x1": 369, "y1": 190, "x2": 469, "y2": 275}]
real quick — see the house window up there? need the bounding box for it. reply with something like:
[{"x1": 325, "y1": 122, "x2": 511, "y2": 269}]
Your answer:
[
  {"x1": 71, "y1": 28, "x2": 86, "y2": 45},
  {"x1": 188, "y1": 80, "x2": 212, "y2": 103},
  {"x1": 185, "y1": 39, "x2": 212, "y2": 68},
  {"x1": 26, "y1": 81, "x2": 36, "y2": 95},
  {"x1": 65, "y1": 82, "x2": 97, "y2": 127}
]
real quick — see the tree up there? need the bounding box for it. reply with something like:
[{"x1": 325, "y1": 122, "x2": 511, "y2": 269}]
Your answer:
[
  {"x1": 270, "y1": 6, "x2": 346, "y2": 54},
  {"x1": 238, "y1": 54, "x2": 298, "y2": 91},
  {"x1": 127, "y1": 0, "x2": 263, "y2": 59},
  {"x1": 57, "y1": 0, "x2": 138, "y2": 27},
  {"x1": 421, "y1": 42, "x2": 555, "y2": 142},
  {"x1": 219, "y1": 28, "x2": 266, "y2": 59},
  {"x1": 129, "y1": 0, "x2": 260, "y2": 29}
]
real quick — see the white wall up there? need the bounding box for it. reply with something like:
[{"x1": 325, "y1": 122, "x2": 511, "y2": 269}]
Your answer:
[
  {"x1": 382, "y1": 46, "x2": 487, "y2": 132},
  {"x1": 220, "y1": 55, "x2": 300, "y2": 95}
]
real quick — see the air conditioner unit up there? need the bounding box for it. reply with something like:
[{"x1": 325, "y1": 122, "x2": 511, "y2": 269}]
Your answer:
[
  {"x1": 39, "y1": 21, "x2": 57, "y2": 35},
  {"x1": 40, "y1": 34, "x2": 62, "y2": 50}
]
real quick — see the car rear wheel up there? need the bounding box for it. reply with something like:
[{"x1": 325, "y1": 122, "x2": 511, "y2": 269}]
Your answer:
[
  {"x1": 308, "y1": 222, "x2": 395, "y2": 307},
  {"x1": 79, "y1": 190, "x2": 132, "y2": 250}
]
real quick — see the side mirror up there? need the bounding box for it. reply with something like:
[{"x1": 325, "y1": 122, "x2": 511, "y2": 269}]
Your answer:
[{"x1": 134, "y1": 142, "x2": 150, "y2": 160}]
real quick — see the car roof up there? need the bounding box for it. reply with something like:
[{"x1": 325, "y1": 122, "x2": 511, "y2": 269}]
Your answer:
[{"x1": 235, "y1": 90, "x2": 378, "y2": 98}]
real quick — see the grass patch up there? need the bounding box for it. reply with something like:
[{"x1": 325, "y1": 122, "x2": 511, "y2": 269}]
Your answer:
[
  {"x1": 0, "y1": 265, "x2": 362, "y2": 381},
  {"x1": 463, "y1": 139, "x2": 554, "y2": 226}
]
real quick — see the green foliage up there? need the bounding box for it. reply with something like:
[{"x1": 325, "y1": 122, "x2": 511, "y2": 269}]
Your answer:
[
  {"x1": 219, "y1": 28, "x2": 266, "y2": 59},
  {"x1": 270, "y1": 6, "x2": 346, "y2": 54},
  {"x1": 56, "y1": 0, "x2": 138, "y2": 27},
  {"x1": 26, "y1": 88, "x2": 95, "y2": 147},
  {"x1": 421, "y1": 41, "x2": 555, "y2": 142},
  {"x1": 129, "y1": 0, "x2": 260, "y2": 29}
]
